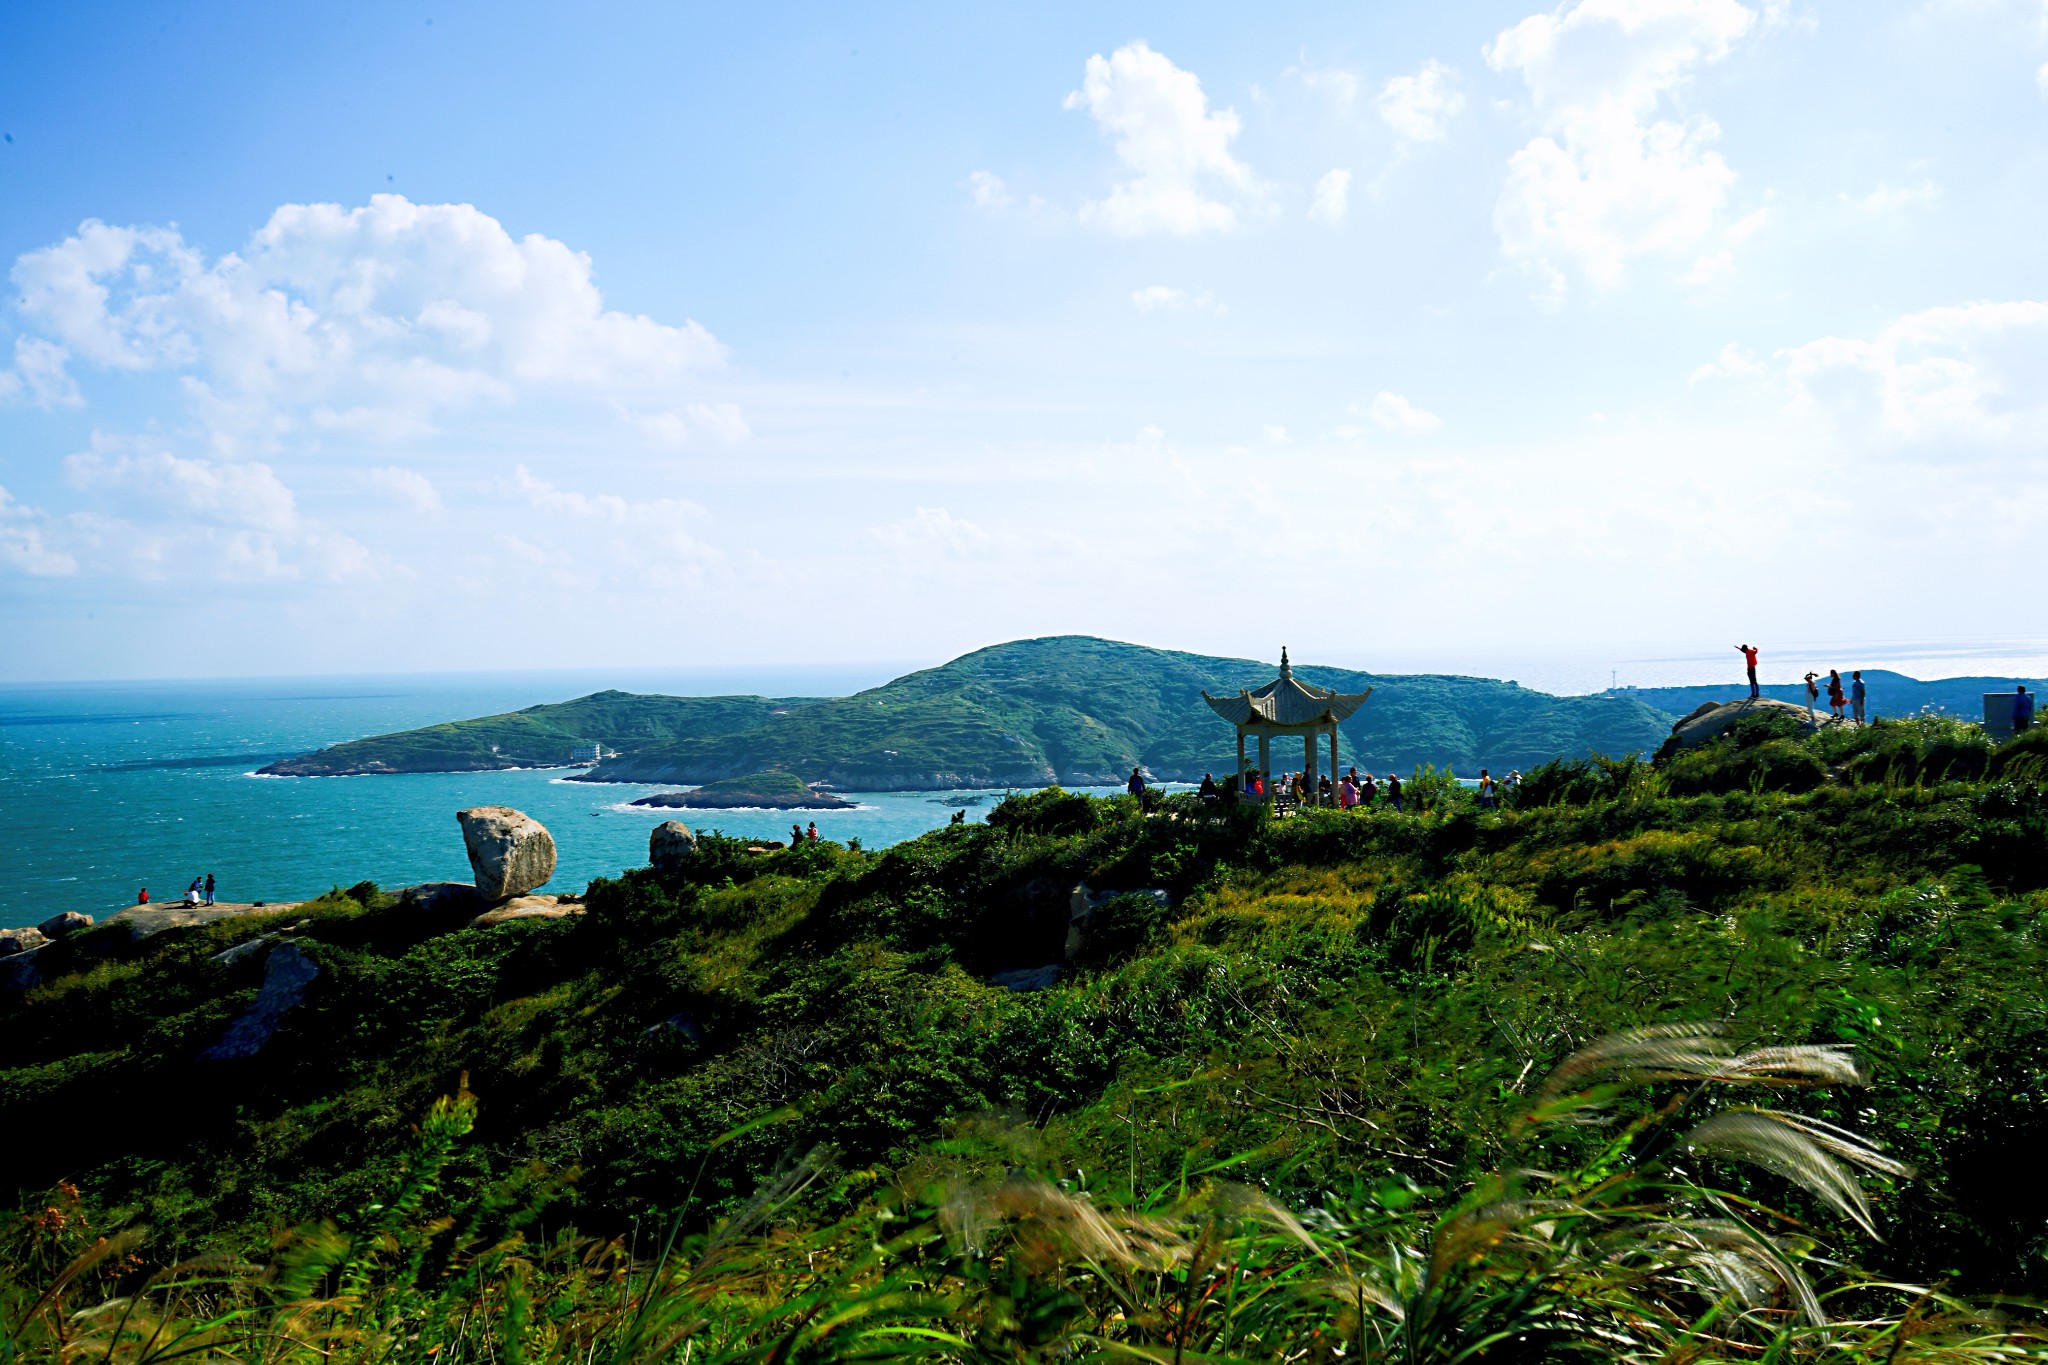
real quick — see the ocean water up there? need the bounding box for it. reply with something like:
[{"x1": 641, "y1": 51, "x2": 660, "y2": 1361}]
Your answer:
[{"x1": 0, "y1": 668, "x2": 1109, "y2": 926}]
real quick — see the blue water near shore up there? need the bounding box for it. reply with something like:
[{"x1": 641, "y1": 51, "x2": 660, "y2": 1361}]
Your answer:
[{"x1": 0, "y1": 668, "x2": 1121, "y2": 925}]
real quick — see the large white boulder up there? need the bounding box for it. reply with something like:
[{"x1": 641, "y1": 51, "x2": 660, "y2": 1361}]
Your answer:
[
  {"x1": 650, "y1": 820, "x2": 698, "y2": 874},
  {"x1": 457, "y1": 806, "x2": 557, "y2": 900}
]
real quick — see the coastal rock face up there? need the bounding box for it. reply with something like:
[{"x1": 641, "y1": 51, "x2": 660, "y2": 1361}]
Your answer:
[
  {"x1": 397, "y1": 882, "x2": 489, "y2": 915},
  {"x1": 0, "y1": 926, "x2": 49, "y2": 957},
  {"x1": 38, "y1": 911, "x2": 93, "y2": 939},
  {"x1": 200, "y1": 943, "x2": 321, "y2": 1060},
  {"x1": 650, "y1": 820, "x2": 698, "y2": 873},
  {"x1": 458, "y1": 806, "x2": 557, "y2": 900}
]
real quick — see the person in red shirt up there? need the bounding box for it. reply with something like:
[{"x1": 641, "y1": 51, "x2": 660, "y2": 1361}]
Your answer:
[
  {"x1": 136, "y1": 888, "x2": 148, "y2": 904},
  {"x1": 1735, "y1": 643, "x2": 1761, "y2": 699}
]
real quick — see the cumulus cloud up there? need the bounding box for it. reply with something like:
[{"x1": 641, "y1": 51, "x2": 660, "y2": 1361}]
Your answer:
[
  {"x1": 66, "y1": 448, "x2": 300, "y2": 531},
  {"x1": 1776, "y1": 299, "x2": 2048, "y2": 452},
  {"x1": 967, "y1": 170, "x2": 1013, "y2": 210},
  {"x1": 870, "y1": 507, "x2": 994, "y2": 560},
  {"x1": 1368, "y1": 391, "x2": 1443, "y2": 433},
  {"x1": 1377, "y1": 60, "x2": 1465, "y2": 144},
  {"x1": 1309, "y1": 169, "x2": 1353, "y2": 224},
  {"x1": 8, "y1": 195, "x2": 729, "y2": 451},
  {"x1": 1486, "y1": 0, "x2": 1759, "y2": 300},
  {"x1": 363, "y1": 465, "x2": 443, "y2": 513},
  {"x1": 0, "y1": 486, "x2": 78, "y2": 577},
  {"x1": 1065, "y1": 41, "x2": 1260, "y2": 235},
  {"x1": 1130, "y1": 285, "x2": 1225, "y2": 313}
]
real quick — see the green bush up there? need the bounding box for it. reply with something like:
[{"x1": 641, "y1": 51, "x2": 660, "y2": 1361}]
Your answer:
[{"x1": 985, "y1": 785, "x2": 1100, "y2": 839}]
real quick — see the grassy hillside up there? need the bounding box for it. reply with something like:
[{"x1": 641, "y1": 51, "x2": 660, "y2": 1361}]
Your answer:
[
  {"x1": 257, "y1": 692, "x2": 792, "y2": 775},
  {"x1": 9, "y1": 711, "x2": 2048, "y2": 1359},
  {"x1": 264, "y1": 636, "x2": 1678, "y2": 785}
]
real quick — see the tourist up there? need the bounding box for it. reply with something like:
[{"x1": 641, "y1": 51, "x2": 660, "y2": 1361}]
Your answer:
[
  {"x1": 1851, "y1": 671, "x2": 1867, "y2": 723},
  {"x1": 1198, "y1": 772, "x2": 1217, "y2": 800},
  {"x1": 1803, "y1": 672, "x2": 1820, "y2": 717},
  {"x1": 1736, "y1": 643, "x2": 1761, "y2": 699},
  {"x1": 204, "y1": 872, "x2": 215, "y2": 906},
  {"x1": 1339, "y1": 773, "x2": 1357, "y2": 808},
  {"x1": 1826, "y1": 670, "x2": 1846, "y2": 720},
  {"x1": 1478, "y1": 769, "x2": 1497, "y2": 809},
  {"x1": 1127, "y1": 766, "x2": 1146, "y2": 808},
  {"x1": 1360, "y1": 773, "x2": 1378, "y2": 806},
  {"x1": 186, "y1": 875, "x2": 204, "y2": 907},
  {"x1": 790, "y1": 823, "x2": 804, "y2": 847},
  {"x1": 136, "y1": 888, "x2": 148, "y2": 905},
  {"x1": 1386, "y1": 773, "x2": 1404, "y2": 812},
  {"x1": 1251, "y1": 771, "x2": 1265, "y2": 796},
  {"x1": 806, "y1": 822, "x2": 818, "y2": 843},
  {"x1": 1318, "y1": 773, "x2": 1332, "y2": 804},
  {"x1": 2019, "y1": 684, "x2": 2036, "y2": 732}
]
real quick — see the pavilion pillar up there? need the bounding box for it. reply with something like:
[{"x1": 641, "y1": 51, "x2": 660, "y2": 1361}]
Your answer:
[
  {"x1": 1236, "y1": 731, "x2": 1246, "y2": 787},
  {"x1": 1304, "y1": 733, "x2": 1316, "y2": 798},
  {"x1": 1257, "y1": 733, "x2": 1270, "y2": 799},
  {"x1": 1330, "y1": 727, "x2": 1340, "y2": 794}
]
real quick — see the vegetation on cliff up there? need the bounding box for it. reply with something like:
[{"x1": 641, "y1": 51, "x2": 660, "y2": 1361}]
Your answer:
[
  {"x1": 263, "y1": 635, "x2": 1677, "y2": 786},
  {"x1": 9, "y1": 710, "x2": 2048, "y2": 1359}
]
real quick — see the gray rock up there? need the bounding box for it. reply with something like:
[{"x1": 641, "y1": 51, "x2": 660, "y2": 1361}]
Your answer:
[
  {"x1": 200, "y1": 943, "x2": 321, "y2": 1060},
  {"x1": 37, "y1": 911, "x2": 94, "y2": 939},
  {"x1": 650, "y1": 820, "x2": 698, "y2": 873},
  {"x1": 458, "y1": 806, "x2": 557, "y2": 900},
  {"x1": 1654, "y1": 696, "x2": 1854, "y2": 761},
  {"x1": 0, "y1": 926, "x2": 49, "y2": 957},
  {"x1": 397, "y1": 881, "x2": 488, "y2": 915},
  {"x1": 0, "y1": 949, "x2": 43, "y2": 991}
]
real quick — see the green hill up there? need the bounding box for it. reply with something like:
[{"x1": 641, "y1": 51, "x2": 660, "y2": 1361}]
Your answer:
[
  {"x1": 630, "y1": 770, "x2": 852, "y2": 810},
  {"x1": 262, "y1": 636, "x2": 1678, "y2": 785},
  {"x1": 7, "y1": 711, "x2": 2048, "y2": 1358}
]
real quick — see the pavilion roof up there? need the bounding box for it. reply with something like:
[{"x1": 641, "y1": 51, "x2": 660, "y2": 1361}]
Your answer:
[{"x1": 1202, "y1": 649, "x2": 1373, "y2": 729}]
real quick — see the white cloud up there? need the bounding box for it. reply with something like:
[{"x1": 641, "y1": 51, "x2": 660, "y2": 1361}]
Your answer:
[
  {"x1": 870, "y1": 507, "x2": 993, "y2": 559},
  {"x1": 66, "y1": 447, "x2": 300, "y2": 531},
  {"x1": 1291, "y1": 64, "x2": 1362, "y2": 109},
  {"x1": 1368, "y1": 391, "x2": 1443, "y2": 433},
  {"x1": 0, "y1": 486, "x2": 78, "y2": 577},
  {"x1": 1776, "y1": 299, "x2": 2048, "y2": 451},
  {"x1": 1309, "y1": 168, "x2": 1352, "y2": 225},
  {"x1": 1130, "y1": 285, "x2": 1225, "y2": 314},
  {"x1": 363, "y1": 465, "x2": 443, "y2": 513},
  {"x1": 9, "y1": 195, "x2": 728, "y2": 451},
  {"x1": 1689, "y1": 342, "x2": 1766, "y2": 383},
  {"x1": 635, "y1": 401, "x2": 752, "y2": 447},
  {"x1": 1843, "y1": 180, "x2": 1940, "y2": 213},
  {"x1": 1486, "y1": 0, "x2": 1759, "y2": 299},
  {"x1": 12, "y1": 338, "x2": 83, "y2": 408},
  {"x1": 1064, "y1": 41, "x2": 1260, "y2": 235},
  {"x1": 1376, "y1": 60, "x2": 1464, "y2": 144},
  {"x1": 967, "y1": 170, "x2": 1013, "y2": 211}
]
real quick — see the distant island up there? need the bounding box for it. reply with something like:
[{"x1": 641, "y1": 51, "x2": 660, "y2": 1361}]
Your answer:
[
  {"x1": 630, "y1": 771, "x2": 852, "y2": 810},
  {"x1": 257, "y1": 637, "x2": 1681, "y2": 786},
  {"x1": 255, "y1": 636, "x2": 2043, "y2": 789}
]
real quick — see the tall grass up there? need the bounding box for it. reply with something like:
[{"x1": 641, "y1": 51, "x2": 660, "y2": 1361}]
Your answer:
[{"x1": 7, "y1": 1028, "x2": 2040, "y2": 1364}]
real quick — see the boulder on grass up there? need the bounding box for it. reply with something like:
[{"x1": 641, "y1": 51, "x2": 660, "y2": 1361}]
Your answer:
[
  {"x1": 0, "y1": 926, "x2": 48, "y2": 957},
  {"x1": 457, "y1": 806, "x2": 557, "y2": 900},
  {"x1": 38, "y1": 911, "x2": 93, "y2": 939},
  {"x1": 650, "y1": 820, "x2": 698, "y2": 874}
]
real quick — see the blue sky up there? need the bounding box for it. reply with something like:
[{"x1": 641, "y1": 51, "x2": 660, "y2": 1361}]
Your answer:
[{"x1": 2, "y1": 0, "x2": 2046, "y2": 684}]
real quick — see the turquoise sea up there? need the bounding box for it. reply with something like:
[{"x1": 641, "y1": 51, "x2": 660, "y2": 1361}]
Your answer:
[{"x1": 0, "y1": 667, "x2": 1126, "y2": 926}]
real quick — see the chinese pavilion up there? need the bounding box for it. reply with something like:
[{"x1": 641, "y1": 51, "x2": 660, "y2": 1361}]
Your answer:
[{"x1": 1202, "y1": 648, "x2": 1373, "y2": 802}]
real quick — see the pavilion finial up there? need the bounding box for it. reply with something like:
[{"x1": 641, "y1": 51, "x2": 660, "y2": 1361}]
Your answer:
[{"x1": 1279, "y1": 646, "x2": 1291, "y2": 678}]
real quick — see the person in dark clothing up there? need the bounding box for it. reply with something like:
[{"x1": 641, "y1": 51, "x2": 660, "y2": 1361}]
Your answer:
[
  {"x1": 203, "y1": 872, "x2": 215, "y2": 906},
  {"x1": 1386, "y1": 773, "x2": 1404, "y2": 812},
  {"x1": 2018, "y1": 684, "x2": 2036, "y2": 731},
  {"x1": 1736, "y1": 644, "x2": 1761, "y2": 699},
  {"x1": 1850, "y1": 671, "x2": 1867, "y2": 723},
  {"x1": 1360, "y1": 773, "x2": 1377, "y2": 805},
  {"x1": 1478, "y1": 769, "x2": 1497, "y2": 809},
  {"x1": 1198, "y1": 772, "x2": 1218, "y2": 799},
  {"x1": 1826, "y1": 670, "x2": 1846, "y2": 719}
]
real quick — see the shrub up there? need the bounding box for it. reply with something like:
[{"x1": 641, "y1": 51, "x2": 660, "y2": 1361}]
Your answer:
[{"x1": 986, "y1": 786, "x2": 1099, "y2": 839}]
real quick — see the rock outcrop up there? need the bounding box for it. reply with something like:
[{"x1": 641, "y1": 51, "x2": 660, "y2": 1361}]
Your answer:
[
  {"x1": 650, "y1": 820, "x2": 698, "y2": 873},
  {"x1": 37, "y1": 911, "x2": 93, "y2": 939},
  {"x1": 1654, "y1": 696, "x2": 1855, "y2": 761},
  {"x1": 200, "y1": 943, "x2": 321, "y2": 1060},
  {"x1": 457, "y1": 806, "x2": 556, "y2": 900},
  {"x1": 0, "y1": 926, "x2": 48, "y2": 957},
  {"x1": 397, "y1": 882, "x2": 488, "y2": 915}
]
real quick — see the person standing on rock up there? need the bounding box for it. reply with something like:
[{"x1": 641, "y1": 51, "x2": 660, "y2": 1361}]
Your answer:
[
  {"x1": 1826, "y1": 670, "x2": 1846, "y2": 720},
  {"x1": 203, "y1": 873, "x2": 215, "y2": 906},
  {"x1": 1851, "y1": 671, "x2": 1867, "y2": 724},
  {"x1": 1736, "y1": 644, "x2": 1761, "y2": 699},
  {"x1": 1803, "y1": 672, "x2": 1820, "y2": 718}
]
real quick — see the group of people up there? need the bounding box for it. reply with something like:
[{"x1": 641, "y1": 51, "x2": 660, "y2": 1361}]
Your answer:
[
  {"x1": 1740, "y1": 644, "x2": 1871, "y2": 722},
  {"x1": 1189, "y1": 765, "x2": 1523, "y2": 812},
  {"x1": 788, "y1": 822, "x2": 821, "y2": 845},
  {"x1": 134, "y1": 874, "x2": 215, "y2": 907}
]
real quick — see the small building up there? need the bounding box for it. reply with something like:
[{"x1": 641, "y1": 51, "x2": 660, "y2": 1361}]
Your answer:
[{"x1": 1202, "y1": 648, "x2": 1373, "y2": 804}]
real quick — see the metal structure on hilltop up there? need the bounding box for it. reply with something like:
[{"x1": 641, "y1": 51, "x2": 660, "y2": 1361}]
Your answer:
[{"x1": 1202, "y1": 648, "x2": 1372, "y2": 804}]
